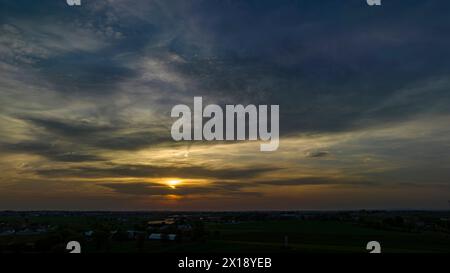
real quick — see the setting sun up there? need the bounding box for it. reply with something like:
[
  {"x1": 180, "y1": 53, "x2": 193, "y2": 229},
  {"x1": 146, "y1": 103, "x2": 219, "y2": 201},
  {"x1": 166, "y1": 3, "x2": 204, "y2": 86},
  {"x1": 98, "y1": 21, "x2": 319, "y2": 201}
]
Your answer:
[{"x1": 167, "y1": 179, "x2": 182, "y2": 189}]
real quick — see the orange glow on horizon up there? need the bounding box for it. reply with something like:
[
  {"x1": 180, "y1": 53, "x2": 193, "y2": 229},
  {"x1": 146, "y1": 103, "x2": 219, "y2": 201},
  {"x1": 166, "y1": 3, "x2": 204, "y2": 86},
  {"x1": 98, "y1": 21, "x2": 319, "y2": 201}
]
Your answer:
[{"x1": 166, "y1": 179, "x2": 182, "y2": 189}]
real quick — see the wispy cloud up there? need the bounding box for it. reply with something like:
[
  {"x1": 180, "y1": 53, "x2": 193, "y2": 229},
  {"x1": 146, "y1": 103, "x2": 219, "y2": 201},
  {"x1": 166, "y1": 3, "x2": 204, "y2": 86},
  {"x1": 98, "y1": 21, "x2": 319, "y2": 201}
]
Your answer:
[{"x1": 1, "y1": 0, "x2": 450, "y2": 209}]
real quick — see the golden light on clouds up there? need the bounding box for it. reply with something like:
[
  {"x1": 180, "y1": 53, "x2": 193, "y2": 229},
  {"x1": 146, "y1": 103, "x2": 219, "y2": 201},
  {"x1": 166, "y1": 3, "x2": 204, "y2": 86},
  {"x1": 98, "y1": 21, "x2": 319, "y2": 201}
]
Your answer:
[
  {"x1": 165, "y1": 194, "x2": 182, "y2": 201},
  {"x1": 166, "y1": 179, "x2": 182, "y2": 189}
]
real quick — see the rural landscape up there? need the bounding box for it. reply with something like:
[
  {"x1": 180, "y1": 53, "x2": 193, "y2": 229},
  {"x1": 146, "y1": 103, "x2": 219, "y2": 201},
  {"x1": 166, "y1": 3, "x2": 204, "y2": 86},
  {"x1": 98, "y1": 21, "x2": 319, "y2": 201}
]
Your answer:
[
  {"x1": 1, "y1": 210, "x2": 450, "y2": 253},
  {"x1": 2, "y1": 0, "x2": 450, "y2": 257}
]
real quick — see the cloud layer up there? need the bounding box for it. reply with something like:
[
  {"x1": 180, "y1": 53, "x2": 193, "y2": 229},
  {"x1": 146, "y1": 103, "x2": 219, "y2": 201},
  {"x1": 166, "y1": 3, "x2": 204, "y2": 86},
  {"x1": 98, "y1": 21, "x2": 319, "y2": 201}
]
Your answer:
[{"x1": 1, "y1": 0, "x2": 450, "y2": 210}]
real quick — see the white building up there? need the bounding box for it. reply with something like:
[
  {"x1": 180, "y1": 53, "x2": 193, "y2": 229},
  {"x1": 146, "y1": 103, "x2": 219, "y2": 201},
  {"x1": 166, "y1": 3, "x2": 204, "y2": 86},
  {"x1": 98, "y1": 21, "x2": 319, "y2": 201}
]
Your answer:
[{"x1": 148, "y1": 233, "x2": 176, "y2": 241}]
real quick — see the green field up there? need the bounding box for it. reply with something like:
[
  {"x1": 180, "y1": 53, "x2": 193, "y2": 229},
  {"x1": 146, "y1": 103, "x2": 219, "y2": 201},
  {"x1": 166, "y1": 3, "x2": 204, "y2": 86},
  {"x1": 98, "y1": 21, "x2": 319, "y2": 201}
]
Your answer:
[
  {"x1": 204, "y1": 220, "x2": 450, "y2": 253},
  {"x1": 78, "y1": 220, "x2": 450, "y2": 253},
  {"x1": 2, "y1": 213, "x2": 450, "y2": 253}
]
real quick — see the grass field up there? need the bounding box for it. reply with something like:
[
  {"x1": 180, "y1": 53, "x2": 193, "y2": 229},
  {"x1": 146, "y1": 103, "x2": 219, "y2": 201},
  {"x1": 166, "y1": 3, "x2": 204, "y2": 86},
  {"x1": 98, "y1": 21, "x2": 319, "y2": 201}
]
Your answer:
[
  {"x1": 204, "y1": 220, "x2": 450, "y2": 253},
  {"x1": 79, "y1": 220, "x2": 450, "y2": 253},
  {"x1": 2, "y1": 213, "x2": 450, "y2": 253}
]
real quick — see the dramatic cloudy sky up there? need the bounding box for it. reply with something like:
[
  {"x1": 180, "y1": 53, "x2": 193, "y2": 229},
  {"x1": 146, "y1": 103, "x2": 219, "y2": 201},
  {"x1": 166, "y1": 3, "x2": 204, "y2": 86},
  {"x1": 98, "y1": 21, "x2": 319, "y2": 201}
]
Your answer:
[{"x1": 1, "y1": 0, "x2": 450, "y2": 210}]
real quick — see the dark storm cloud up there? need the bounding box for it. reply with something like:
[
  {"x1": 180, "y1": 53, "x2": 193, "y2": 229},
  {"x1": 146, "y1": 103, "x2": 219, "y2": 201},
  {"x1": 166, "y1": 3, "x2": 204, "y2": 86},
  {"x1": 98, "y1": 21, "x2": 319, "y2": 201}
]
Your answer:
[
  {"x1": 22, "y1": 116, "x2": 114, "y2": 137},
  {"x1": 0, "y1": 141, "x2": 103, "y2": 162},
  {"x1": 259, "y1": 177, "x2": 376, "y2": 187},
  {"x1": 34, "y1": 163, "x2": 280, "y2": 180},
  {"x1": 99, "y1": 181, "x2": 261, "y2": 197},
  {"x1": 92, "y1": 132, "x2": 172, "y2": 151},
  {"x1": 20, "y1": 115, "x2": 172, "y2": 151},
  {"x1": 306, "y1": 151, "x2": 330, "y2": 158}
]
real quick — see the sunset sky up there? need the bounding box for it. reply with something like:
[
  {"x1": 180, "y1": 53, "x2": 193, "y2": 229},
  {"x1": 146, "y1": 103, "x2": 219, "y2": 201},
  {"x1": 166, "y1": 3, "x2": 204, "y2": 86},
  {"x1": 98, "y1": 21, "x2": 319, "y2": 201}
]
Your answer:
[{"x1": 1, "y1": 0, "x2": 450, "y2": 210}]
